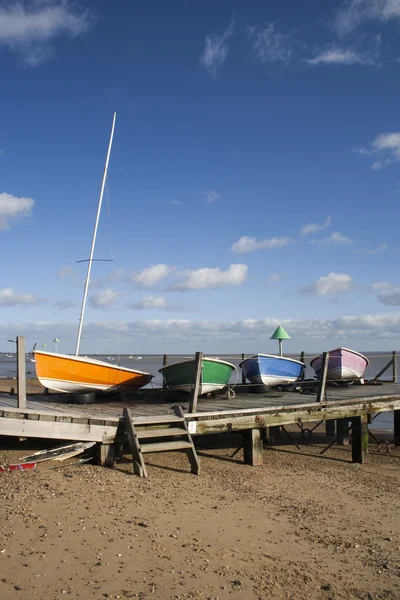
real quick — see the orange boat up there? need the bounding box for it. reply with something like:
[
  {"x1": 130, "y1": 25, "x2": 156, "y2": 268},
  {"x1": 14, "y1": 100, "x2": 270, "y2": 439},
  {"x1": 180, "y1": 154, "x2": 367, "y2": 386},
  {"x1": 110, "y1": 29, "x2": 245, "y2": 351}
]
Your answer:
[
  {"x1": 34, "y1": 351, "x2": 153, "y2": 393},
  {"x1": 33, "y1": 114, "x2": 153, "y2": 394}
]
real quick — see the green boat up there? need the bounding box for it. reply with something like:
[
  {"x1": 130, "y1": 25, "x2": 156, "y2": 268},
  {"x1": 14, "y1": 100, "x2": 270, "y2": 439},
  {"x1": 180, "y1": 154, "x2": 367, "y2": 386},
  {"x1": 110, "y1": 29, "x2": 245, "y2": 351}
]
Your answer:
[{"x1": 159, "y1": 357, "x2": 236, "y2": 395}]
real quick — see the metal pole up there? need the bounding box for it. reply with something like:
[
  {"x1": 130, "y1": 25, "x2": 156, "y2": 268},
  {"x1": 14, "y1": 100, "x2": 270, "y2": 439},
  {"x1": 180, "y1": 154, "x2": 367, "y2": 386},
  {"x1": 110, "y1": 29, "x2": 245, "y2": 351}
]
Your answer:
[
  {"x1": 17, "y1": 336, "x2": 26, "y2": 409},
  {"x1": 279, "y1": 339, "x2": 282, "y2": 357},
  {"x1": 76, "y1": 112, "x2": 117, "y2": 356}
]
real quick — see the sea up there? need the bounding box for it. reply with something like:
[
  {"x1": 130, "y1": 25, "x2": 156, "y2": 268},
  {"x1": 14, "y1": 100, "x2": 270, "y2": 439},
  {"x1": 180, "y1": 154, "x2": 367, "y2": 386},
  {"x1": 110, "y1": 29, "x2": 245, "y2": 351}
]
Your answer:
[{"x1": 0, "y1": 350, "x2": 397, "y2": 431}]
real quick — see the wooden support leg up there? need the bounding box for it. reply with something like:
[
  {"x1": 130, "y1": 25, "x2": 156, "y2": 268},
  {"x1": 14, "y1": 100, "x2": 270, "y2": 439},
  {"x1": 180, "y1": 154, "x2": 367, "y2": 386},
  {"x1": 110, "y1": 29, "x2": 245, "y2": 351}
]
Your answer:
[
  {"x1": 98, "y1": 442, "x2": 116, "y2": 468},
  {"x1": 394, "y1": 410, "x2": 400, "y2": 446},
  {"x1": 243, "y1": 429, "x2": 263, "y2": 466},
  {"x1": 325, "y1": 419, "x2": 336, "y2": 437},
  {"x1": 336, "y1": 419, "x2": 349, "y2": 446},
  {"x1": 351, "y1": 415, "x2": 368, "y2": 464},
  {"x1": 269, "y1": 426, "x2": 281, "y2": 444}
]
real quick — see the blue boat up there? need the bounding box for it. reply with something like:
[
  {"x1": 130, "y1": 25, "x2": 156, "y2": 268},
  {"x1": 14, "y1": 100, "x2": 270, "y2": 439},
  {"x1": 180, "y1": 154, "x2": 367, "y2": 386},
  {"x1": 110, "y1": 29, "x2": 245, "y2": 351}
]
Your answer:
[{"x1": 239, "y1": 354, "x2": 305, "y2": 387}]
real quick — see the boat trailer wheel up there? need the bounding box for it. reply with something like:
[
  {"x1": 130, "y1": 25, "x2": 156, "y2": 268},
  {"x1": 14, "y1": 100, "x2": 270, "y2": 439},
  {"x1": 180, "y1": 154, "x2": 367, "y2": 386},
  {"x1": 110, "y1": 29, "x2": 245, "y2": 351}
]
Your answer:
[{"x1": 301, "y1": 428, "x2": 312, "y2": 440}]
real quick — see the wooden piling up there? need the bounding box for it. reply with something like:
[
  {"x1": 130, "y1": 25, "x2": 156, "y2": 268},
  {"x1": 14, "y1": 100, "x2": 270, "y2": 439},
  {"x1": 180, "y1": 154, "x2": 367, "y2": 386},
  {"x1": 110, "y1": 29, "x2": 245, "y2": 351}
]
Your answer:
[
  {"x1": 241, "y1": 353, "x2": 246, "y2": 384},
  {"x1": 188, "y1": 351, "x2": 203, "y2": 414},
  {"x1": 98, "y1": 442, "x2": 117, "y2": 468},
  {"x1": 394, "y1": 410, "x2": 400, "y2": 446},
  {"x1": 16, "y1": 336, "x2": 26, "y2": 409},
  {"x1": 316, "y1": 352, "x2": 329, "y2": 403},
  {"x1": 351, "y1": 415, "x2": 368, "y2": 463},
  {"x1": 325, "y1": 420, "x2": 336, "y2": 437},
  {"x1": 243, "y1": 428, "x2": 263, "y2": 466}
]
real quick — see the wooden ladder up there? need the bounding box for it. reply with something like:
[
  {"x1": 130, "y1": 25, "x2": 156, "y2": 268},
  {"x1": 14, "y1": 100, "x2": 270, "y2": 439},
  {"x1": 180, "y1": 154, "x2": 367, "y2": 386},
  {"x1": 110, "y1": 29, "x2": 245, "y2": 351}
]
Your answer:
[{"x1": 123, "y1": 406, "x2": 200, "y2": 478}]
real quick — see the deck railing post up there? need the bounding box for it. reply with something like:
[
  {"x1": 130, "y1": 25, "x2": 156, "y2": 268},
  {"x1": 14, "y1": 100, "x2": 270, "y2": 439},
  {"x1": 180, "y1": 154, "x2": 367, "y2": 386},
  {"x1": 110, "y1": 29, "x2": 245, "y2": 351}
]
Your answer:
[
  {"x1": 393, "y1": 351, "x2": 397, "y2": 383},
  {"x1": 241, "y1": 353, "x2": 246, "y2": 384},
  {"x1": 394, "y1": 411, "x2": 400, "y2": 446},
  {"x1": 351, "y1": 415, "x2": 369, "y2": 463},
  {"x1": 162, "y1": 354, "x2": 168, "y2": 392},
  {"x1": 316, "y1": 352, "x2": 329, "y2": 403},
  {"x1": 16, "y1": 336, "x2": 26, "y2": 409},
  {"x1": 188, "y1": 351, "x2": 203, "y2": 414}
]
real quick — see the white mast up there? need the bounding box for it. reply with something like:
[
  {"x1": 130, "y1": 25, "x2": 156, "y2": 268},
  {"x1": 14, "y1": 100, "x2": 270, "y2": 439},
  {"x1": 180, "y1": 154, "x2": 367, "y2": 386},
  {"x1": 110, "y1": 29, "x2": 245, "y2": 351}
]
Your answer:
[{"x1": 75, "y1": 112, "x2": 116, "y2": 356}]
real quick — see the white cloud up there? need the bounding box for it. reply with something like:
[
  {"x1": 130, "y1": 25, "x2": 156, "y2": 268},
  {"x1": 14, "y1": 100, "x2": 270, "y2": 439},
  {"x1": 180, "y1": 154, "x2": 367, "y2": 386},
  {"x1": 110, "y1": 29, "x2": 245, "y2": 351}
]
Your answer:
[
  {"x1": 172, "y1": 264, "x2": 248, "y2": 291},
  {"x1": 307, "y1": 47, "x2": 376, "y2": 66},
  {"x1": 232, "y1": 235, "x2": 291, "y2": 253},
  {"x1": 248, "y1": 23, "x2": 292, "y2": 64},
  {"x1": 372, "y1": 282, "x2": 391, "y2": 290},
  {"x1": 310, "y1": 231, "x2": 353, "y2": 246},
  {"x1": 356, "y1": 131, "x2": 400, "y2": 169},
  {"x1": 301, "y1": 216, "x2": 332, "y2": 235},
  {"x1": 335, "y1": 0, "x2": 400, "y2": 35},
  {"x1": 7, "y1": 312, "x2": 400, "y2": 353},
  {"x1": 301, "y1": 272, "x2": 353, "y2": 295},
  {"x1": 0, "y1": 1, "x2": 92, "y2": 66},
  {"x1": 268, "y1": 274, "x2": 281, "y2": 283},
  {"x1": 130, "y1": 295, "x2": 167, "y2": 310},
  {"x1": 89, "y1": 289, "x2": 123, "y2": 308},
  {"x1": 203, "y1": 189, "x2": 221, "y2": 204},
  {"x1": 378, "y1": 287, "x2": 400, "y2": 305},
  {"x1": 0, "y1": 192, "x2": 34, "y2": 229},
  {"x1": 0, "y1": 287, "x2": 40, "y2": 306},
  {"x1": 360, "y1": 243, "x2": 388, "y2": 255},
  {"x1": 129, "y1": 264, "x2": 174, "y2": 289},
  {"x1": 200, "y1": 20, "x2": 234, "y2": 77}
]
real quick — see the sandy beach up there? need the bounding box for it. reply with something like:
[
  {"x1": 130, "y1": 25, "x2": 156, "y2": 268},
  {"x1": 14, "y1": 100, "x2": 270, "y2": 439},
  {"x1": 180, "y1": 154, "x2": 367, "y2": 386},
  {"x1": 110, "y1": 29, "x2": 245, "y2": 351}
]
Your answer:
[{"x1": 0, "y1": 378, "x2": 399, "y2": 600}]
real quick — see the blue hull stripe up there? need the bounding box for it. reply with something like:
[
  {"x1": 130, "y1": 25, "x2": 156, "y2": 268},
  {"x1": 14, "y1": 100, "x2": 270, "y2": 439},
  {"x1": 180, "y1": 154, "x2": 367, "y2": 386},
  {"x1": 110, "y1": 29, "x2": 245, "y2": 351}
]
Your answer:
[{"x1": 241, "y1": 355, "x2": 304, "y2": 384}]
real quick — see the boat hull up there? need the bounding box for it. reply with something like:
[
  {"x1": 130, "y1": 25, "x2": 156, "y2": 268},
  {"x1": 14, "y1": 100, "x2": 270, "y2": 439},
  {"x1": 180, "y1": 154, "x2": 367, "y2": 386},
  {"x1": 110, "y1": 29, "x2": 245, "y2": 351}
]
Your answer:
[
  {"x1": 239, "y1": 354, "x2": 305, "y2": 387},
  {"x1": 159, "y1": 358, "x2": 235, "y2": 395},
  {"x1": 310, "y1": 348, "x2": 369, "y2": 381},
  {"x1": 33, "y1": 351, "x2": 153, "y2": 393}
]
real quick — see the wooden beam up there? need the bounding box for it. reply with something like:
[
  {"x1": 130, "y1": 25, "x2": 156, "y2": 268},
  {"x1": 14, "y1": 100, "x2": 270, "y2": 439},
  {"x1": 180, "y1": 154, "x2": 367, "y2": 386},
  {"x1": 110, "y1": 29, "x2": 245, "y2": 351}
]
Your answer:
[
  {"x1": 243, "y1": 428, "x2": 263, "y2": 466},
  {"x1": 16, "y1": 336, "x2": 26, "y2": 409},
  {"x1": 351, "y1": 415, "x2": 368, "y2": 464},
  {"x1": 0, "y1": 416, "x2": 118, "y2": 441},
  {"x1": 316, "y1": 352, "x2": 329, "y2": 403},
  {"x1": 188, "y1": 351, "x2": 203, "y2": 414}
]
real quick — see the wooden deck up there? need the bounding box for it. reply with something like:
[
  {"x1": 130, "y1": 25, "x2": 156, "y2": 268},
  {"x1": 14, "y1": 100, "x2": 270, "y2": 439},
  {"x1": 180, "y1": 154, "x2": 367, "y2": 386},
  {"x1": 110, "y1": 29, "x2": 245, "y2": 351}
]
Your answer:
[{"x1": 1, "y1": 382, "x2": 399, "y2": 469}]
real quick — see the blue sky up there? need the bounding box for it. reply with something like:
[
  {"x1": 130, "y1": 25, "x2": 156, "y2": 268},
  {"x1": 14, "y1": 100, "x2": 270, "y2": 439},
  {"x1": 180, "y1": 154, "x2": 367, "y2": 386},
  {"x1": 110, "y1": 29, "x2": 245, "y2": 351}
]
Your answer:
[{"x1": 1, "y1": 0, "x2": 400, "y2": 354}]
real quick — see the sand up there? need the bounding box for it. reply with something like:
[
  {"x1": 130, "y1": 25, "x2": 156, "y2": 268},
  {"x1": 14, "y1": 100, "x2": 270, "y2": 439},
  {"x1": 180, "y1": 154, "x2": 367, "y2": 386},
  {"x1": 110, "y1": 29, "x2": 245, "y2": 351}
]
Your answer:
[{"x1": 0, "y1": 378, "x2": 400, "y2": 599}]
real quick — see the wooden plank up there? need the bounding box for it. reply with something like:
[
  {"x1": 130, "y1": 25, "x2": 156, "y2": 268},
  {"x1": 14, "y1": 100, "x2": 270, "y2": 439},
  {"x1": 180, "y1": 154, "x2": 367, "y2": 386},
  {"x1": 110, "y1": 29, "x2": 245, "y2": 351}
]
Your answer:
[
  {"x1": 174, "y1": 404, "x2": 200, "y2": 475},
  {"x1": 0, "y1": 403, "x2": 120, "y2": 422},
  {"x1": 316, "y1": 352, "x2": 329, "y2": 403},
  {"x1": 162, "y1": 354, "x2": 168, "y2": 392},
  {"x1": 17, "y1": 336, "x2": 26, "y2": 409},
  {"x1": 243, "y1": 429, "x2": 263, "y2": 466},
  {"x1": 123, "y1": 407, "x2": 147, "y2": 478},
  {"x1": 141, "y1": 440, "x2": 193, "y2": 453},
  {"x1": 133, "y1": 414, "x2": 184, "y2": 426},
  {"x1": 137, "y1": 427, "x2": 188, "y2": 439},
  {"x1": 351, "y1": 415, "x2": 368, "y2": 463},
  {"x1": 188, "y1": 351, "x2": 203, "y2": 413},
  {"x1": 241, "y1": 353, "x2": 246, "y2": 384},
  {"x1": 0, "y1": 417, "x2": 117, "y2": 441},
  {"x1": 393, "y1": 351, "x2": 398, "y2": 383}
]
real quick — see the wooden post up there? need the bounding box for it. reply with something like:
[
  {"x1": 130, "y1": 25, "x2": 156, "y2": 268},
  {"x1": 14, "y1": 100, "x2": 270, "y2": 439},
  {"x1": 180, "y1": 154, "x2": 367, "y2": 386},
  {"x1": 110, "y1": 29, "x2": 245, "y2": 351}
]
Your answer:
[
  {"x1": 260, "y1": 426, "x2": 269, "y2": 444},
  {"x1": 162, "y1": 354, "x2": 168, "y2": 391},
  {"x1": 393, "y1": 351, "x2": 397, "y2": 383},
  {"x1": 241, "y1": 353, "x2": 246, "y2": 384},
  {"x1": 394, "y1": 411, "x2": 400, "y2": 446},
  {"x1": 316, "y1": 352, "x2": 329, "y2": 403},
  {"x1": 17, "y1": 336, "x2": 26, "y2": 409},
  {"x1": 299, "y1": 351, "x2": 305, "y2": 380},
  {"x1": 243, "y1": 428, "x2": 263, "y2": 466},
  {"x1": 98, "y1": 442, "x2": 116, "y2": 468},
  {"x1": 325, "y1": 420, "x2": 336, "y2": 437},
  {"x1": 336, "y1": 418, "x2": 349, "y2": 446},
  {"x1": 300, "y1": 351, "x2": 305, "y2": 363},
  {"x1": 188, "y1": 351, "x2": 203, "y2": 414},
  {"x1": 351, "y1": 415, "x2": 368, "y2": 464}
]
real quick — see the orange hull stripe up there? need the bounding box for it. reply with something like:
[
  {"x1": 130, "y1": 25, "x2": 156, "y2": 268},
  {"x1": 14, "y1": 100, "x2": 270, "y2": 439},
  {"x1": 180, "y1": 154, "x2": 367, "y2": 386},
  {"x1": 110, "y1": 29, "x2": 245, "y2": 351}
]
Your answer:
[{"x1": 35, "y1": 353, "x2": 151, "y2": 388}]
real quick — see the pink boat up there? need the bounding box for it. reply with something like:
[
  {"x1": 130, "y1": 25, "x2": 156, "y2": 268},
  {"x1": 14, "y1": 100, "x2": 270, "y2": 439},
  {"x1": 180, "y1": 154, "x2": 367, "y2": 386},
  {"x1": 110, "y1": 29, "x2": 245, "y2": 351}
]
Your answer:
[{"x1": 310, "y1": 347, "x2": 369, "y2": 381}]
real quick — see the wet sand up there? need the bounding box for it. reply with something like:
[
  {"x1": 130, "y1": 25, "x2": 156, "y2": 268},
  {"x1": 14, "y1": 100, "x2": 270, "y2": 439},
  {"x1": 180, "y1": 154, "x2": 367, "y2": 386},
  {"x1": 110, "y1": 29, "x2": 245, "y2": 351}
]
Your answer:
[{"x1": 0, "y1": 424, "x2": 400, "y2": 599}]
